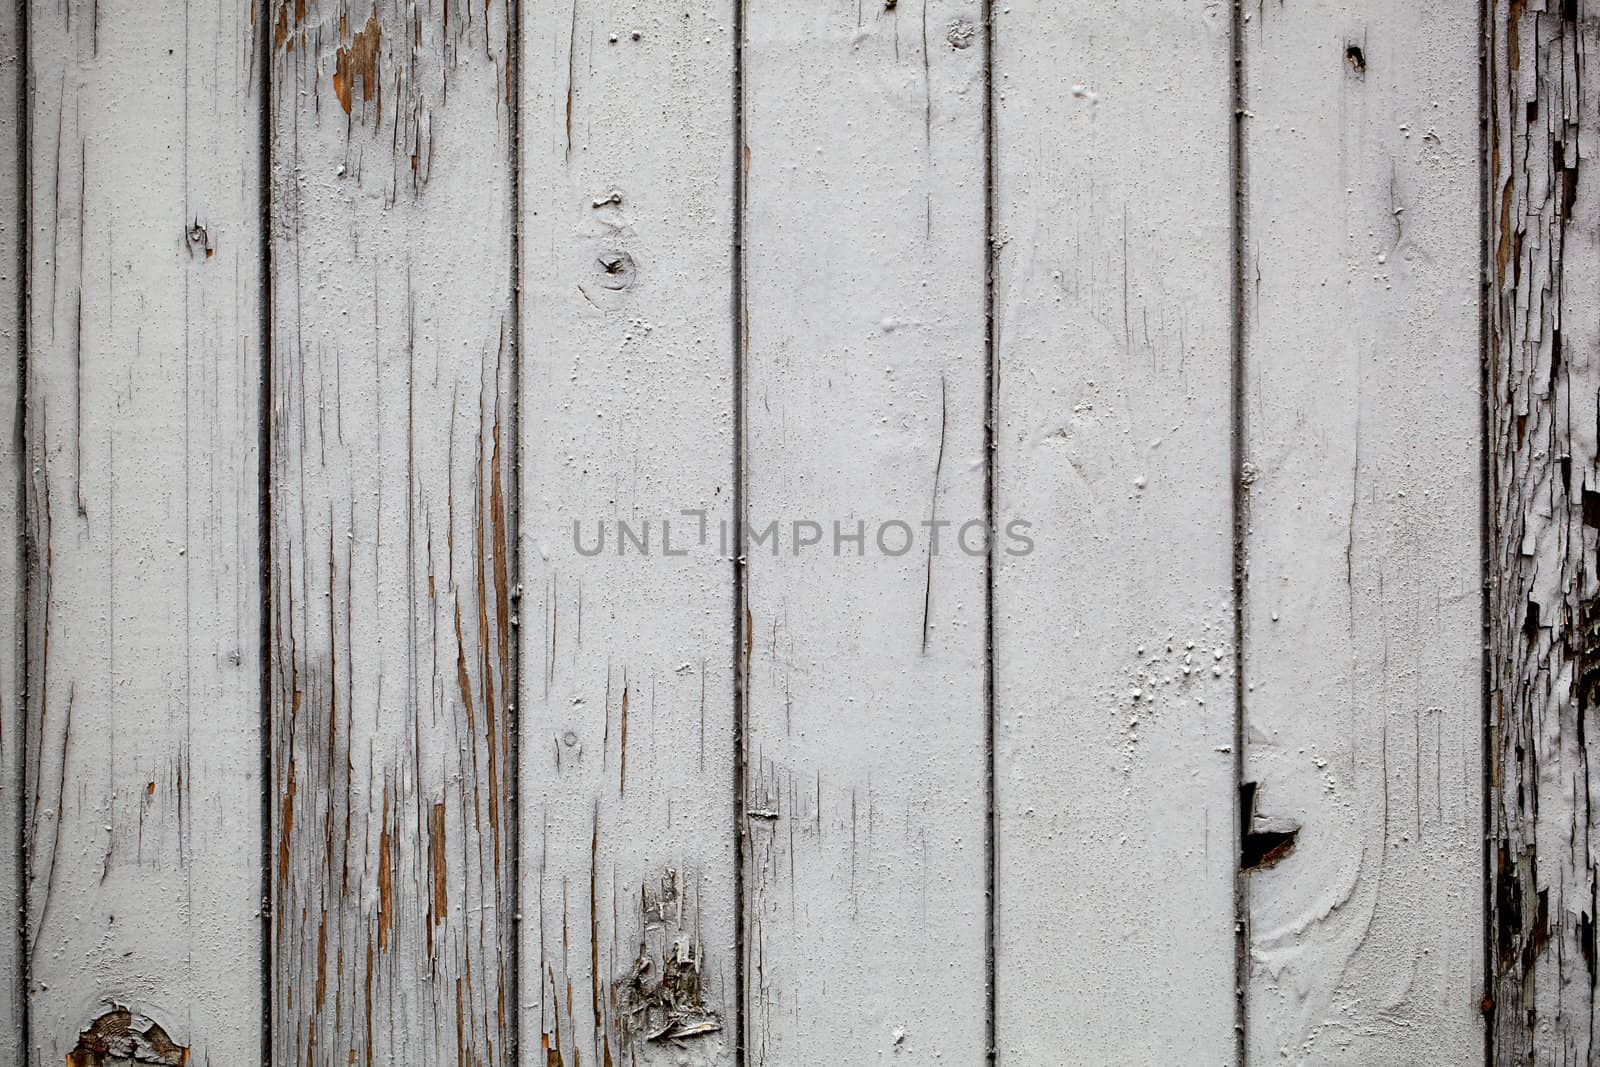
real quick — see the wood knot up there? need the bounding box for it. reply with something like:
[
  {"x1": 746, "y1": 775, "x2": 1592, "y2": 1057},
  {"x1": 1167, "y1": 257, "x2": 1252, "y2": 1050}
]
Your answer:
[
  {"x1": 597, "y1": 251, "x2": 637, "y2": 291},
  {"x1": 67, "y1": 1009, "x2": 189, "y2": 1067}
]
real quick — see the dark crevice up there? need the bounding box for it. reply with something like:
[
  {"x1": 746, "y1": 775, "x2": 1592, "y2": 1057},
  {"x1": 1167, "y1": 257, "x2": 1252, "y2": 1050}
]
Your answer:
[
  {"x1": 1477, "y1": 0, "x2": 1493, "y2": 1059},
  {"x1": 506, "y1": 0, "x2": 523, "y2": 1059},
  {"x1": 256, "y1": 0, "x2": 273, "y2": 1060},
  {"x1": 1230, "y1": 0, "x2": 1249, "y2": 1061},
  {"x1": 1581, "y1": 901, "x2": 1596, "y2": 988},
  {"x1": 1239, "y1": 782, "x2": 1299, "y2": 873},
  {"x1": 1496, "y1": 846, "x2": 1522, "y2": 969},
  {"x1": 1241, "y1": 831, "x2": 1298, "y2": 872},
  {"x1": 14, "y1": 0, "x2": 30, "y2": 1061},
  {"x1": 731, "y1": 0, "x2": 747, "y2": 1062},
  {"x1": 982, "y1": 2, "x2": 999, "y2": 1064}
]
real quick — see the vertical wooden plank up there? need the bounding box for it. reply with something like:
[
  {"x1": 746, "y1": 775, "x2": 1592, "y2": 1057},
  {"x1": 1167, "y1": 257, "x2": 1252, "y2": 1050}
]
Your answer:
[
  {"x1": 1489, "y1": 2, "x2": 1600, "y2": 1061},
  {"x1": 268, "y1": 4, "x2": 514, "y2": 1063},
  {"x1": 1241, "y1": 3, "x2": 1483, "y2": 1062},
  {"x1": 0, "y1": 1, "x2": 20, "y2": 1062},
  {"x1": 517, "y1": 2, "x2": 737, "y2": 1064},
  {"x1": 992, "y1": 3, "x2": 1239, "y2": 1061},
  {"x1": 740, "y1": 2, "x2": 989, "y2": 1060},
  {"x1": 23, "y1": 1, "x2": 263, "y2": 1062}
]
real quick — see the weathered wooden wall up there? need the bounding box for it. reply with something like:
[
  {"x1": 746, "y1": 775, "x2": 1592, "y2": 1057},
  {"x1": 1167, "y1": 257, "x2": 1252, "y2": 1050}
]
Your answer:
[
  {"x1": 0, "y1": 1, "x2": 1528, "y2": 1064},
  {"x1": 518, "y1": 2, "x2": 736, "y2": 1063},
  {"x1": 740, "y1": 3, "x2": 989, "y2": 1061},
  {"x1": 21, "y1": 3, "x2": 264, "y2": 1065},
  {"x1": 1489, "y1": 2, "x2": 1600, "y2": 1063},
  {"x1": 268, "y1": 3, "x2": 515, "y2": 1063},
  {"x1": 992, "y1": 5, "x2": 1240, "y2": 1059},
  {"x1": 0, "y1": 2, "x2": 20, "y2": 1063},
  {"x1": 1244, "y1": 2, "x2": 1484, "y2": 1063}
]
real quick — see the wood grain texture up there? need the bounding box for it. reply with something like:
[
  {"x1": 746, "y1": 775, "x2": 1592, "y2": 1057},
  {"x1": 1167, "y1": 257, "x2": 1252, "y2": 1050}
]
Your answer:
[
  {"x1": 23, "y1": 1, "x2": 263, "y2": 1062},
  {"x1": 1241, "y1": 3, "x2": 1484, "y2": 1062},
  {"x1": 0, "y1": 1, "x2": 20, "y2": 1062},
  {"x1": 991, "y1": 3, "x2": 1238, "y2": 1062},
  {"x1": 740, "y1": 1, "x2": 989, "y2": 1061},
  {"x1": 1489, "y1": 2, "x2": 1600, "y2": 1062},
  {"x1": 268, "y1": 3, "x2": 514, "y2": 1063},
  {"x1": 517, "y1": 2, "x2": 737, "y2": 1064}
]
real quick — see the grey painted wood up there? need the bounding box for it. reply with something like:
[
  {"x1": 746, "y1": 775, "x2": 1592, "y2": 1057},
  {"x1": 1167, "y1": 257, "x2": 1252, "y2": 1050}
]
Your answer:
[
  {"x1": 1241, "y1": 2, "x2": 1484, "y2": 1062},
  {"x1": 992, "y1": 2, "x2": 1240, "y2": 1061},
  {"x1": 267, "y1": 4, "x2": 515, "y2": 1063},
  {"x1": 516, "y1": 2, "x2": 737, "y2": 1064},
  {"x1": 0, "y1": 2, "x2": 20, "y2": 1062},
  {"x1": 0, "y1": 6, "x2": 1515, "y2": 1063},
  {"x1": 1488, "y1": 1, "x2": 1600, "y2": 1061},
  {"x1": 22, "y1": 1, "x2": 263, "y2": 1063},
  {"x1": 739, "y1": 1, "x2": 989, "y2": 1061}
]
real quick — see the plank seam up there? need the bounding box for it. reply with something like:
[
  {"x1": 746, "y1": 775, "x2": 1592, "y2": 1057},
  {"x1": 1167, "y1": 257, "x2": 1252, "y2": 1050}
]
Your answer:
[
  {"x1": 256, "y1": 0, "x2": 273, "y2": 1060},
  {"x1": 1229, "y1": 0, "x2": 1249, "y2": 1062},
  {"x1": 12, "y1": 0, "x2": 28, "y2": 1060},
  {"x1": 732, "y1": 0, "x2": 748, "y2": 1062},
  {"x1": 1477, "y1": 2, "x2": 1493, "y2": 1063},
  {"x1": 982, "y1": 1, "x2": 999, "y2": 1064},
  {"x1": 508, "y1": 0, "x2": 524, "y2": 1061}
]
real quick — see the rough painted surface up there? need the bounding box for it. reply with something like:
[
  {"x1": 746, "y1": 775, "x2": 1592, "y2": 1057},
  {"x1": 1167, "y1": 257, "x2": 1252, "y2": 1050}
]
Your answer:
[
  {"x1": 1489, "y1": 2, "x2": 1600, "y2": 1063},
  {"x1": 517, "y1": 1, "x2": 737, "y2": 1064},
  {"x1": 1241, "y1": 3, "x2": 1484, "y2": 1062},
  {"x1": 0, "y1": 1, "x2": 21, "y2": 1061},
  {"x1": 0, "y1": 6, "x2": 1520, "y2": 1064},
  {"x1": 268, "y1": 2, "x2": 514, "y2": 1063},
  {"x1": 22, "y1": 1, "x2": 263, "y2": 1063},
  {"x1": 740, "y1": 2, "x2": 988, "y2": 1061},
  {"x1": 991, "y1": 2, "x2": 1239, "y2": 1061}
]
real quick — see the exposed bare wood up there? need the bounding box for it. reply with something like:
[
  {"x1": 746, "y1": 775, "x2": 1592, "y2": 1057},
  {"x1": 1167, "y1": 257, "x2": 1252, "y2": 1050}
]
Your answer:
[
  {"x1": 517, "y1": 1, "x2": 737, "y2": 1064},
  {"x1": 22, "y1": 0, "x2": 263, "y2": 1062},
  {"x1": 268, "y1": 3, "x2": 514, "y2": 1062},
  {"x1": 991, "y1": 2, "x2": 1239, "y2": 1060},
  {"x1": 1489, "y1": 2, "x2": 1600, "y2": 1062},
  {"x1": 1241, "y1": 2, "x2": 1484, "y2": 1061},
  {"x1": 739, "y1": 1, "x2": 989, "y2": 1060}
]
